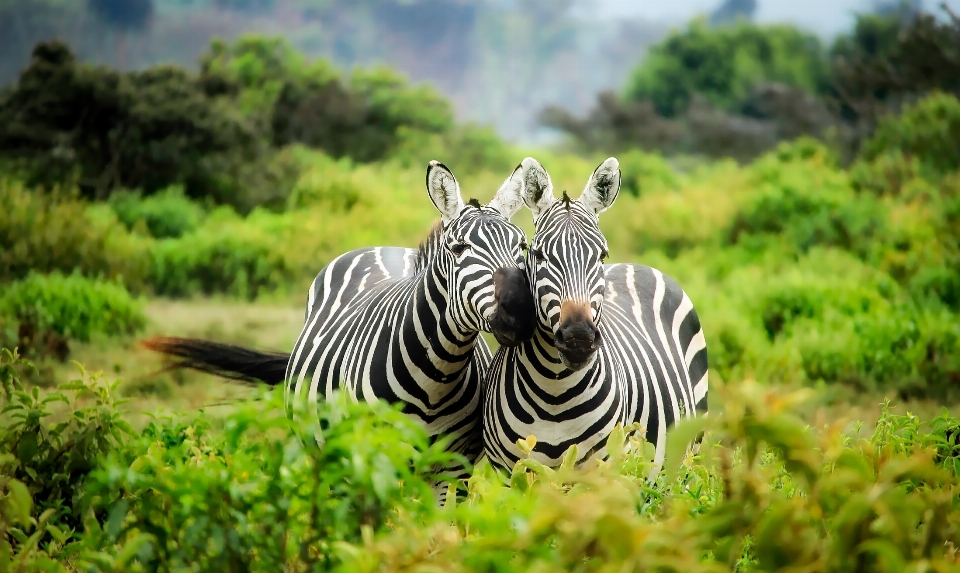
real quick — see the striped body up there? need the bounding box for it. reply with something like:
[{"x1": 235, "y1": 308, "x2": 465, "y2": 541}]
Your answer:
[
  {"x1": 285, "y1": 243, "x2": 492, "y2": 463},
  {"x1": 283, "y1": 160, "x2": 534, "y2": 488},
  {"x1": 484, "y1": 262, "x2": 708, "y2": 470},
  {"x1": 483, "y1": 157, "x2": 708, "y2": 475}
]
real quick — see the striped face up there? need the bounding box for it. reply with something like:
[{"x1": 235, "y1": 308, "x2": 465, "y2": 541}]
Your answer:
[
  {"x1": 427, "y1": 161, "x2": 536, "y2": 347},
  {"x1": 441, "y1": 205, "x2": 530, "y2": 340},
  {"x1": 520, "y1": 157, "x2": 621, "y2": 371}
]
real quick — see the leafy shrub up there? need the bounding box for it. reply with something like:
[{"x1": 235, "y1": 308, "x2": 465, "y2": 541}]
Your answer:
[
  {"x1": 830, "y1": 9, "x2": 960, "y2": 151},
  {"x1": 0, "y1": 179, "x2": 149, "y2": 286},
  {"x1": 4, "y1": 352, "x2": 960, "y2": 571},
  {"x1": 624, "y1": 19, "x2": 830, "y2": 118},
  {"x1": 0, "y1": 273, "x2": 146, "y2": 359},
  {"x1": 109, "y1": 186, "x2": 206, "y2": 239},
  {"x1": 148, "y1": 214, "x2": 295, "y2": 299},
  {"x1": 0, "y1": 349, "x2": 133, "y2": 547},
  {"x1": 616, "y1": 149, "x2": 680, "y2": 196},
  {"x1": 794, "y1": 304, "x2": 960, "y2": 399},
  {"x1": 391, "y1": 124, "x2": 515, "y2": 176},
  {"x1": 82, "y1": 390, "x2": 459, "y2": 571},
  {"x1": 0, "y1": 41, "x2": 259, "y2": 202},
  {"x1": 754, "y1": 270, "x2": 890, "y2": 340},
  {"x1": 860, "y1": 91, "x2": 960, "y2": 178},
  {"x1": 285, "y1": 152, "x2": 363, "y2": 212},
  {"x1": 728, "y1": 154, "x2": 885, "y2": 256}
]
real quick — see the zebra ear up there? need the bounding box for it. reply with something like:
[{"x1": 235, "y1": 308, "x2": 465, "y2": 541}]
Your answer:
[
  {"x1": 579, "y1": 157, "x2": 620, "y2": 216},
  {"x1": 519, "y1": 157, "x2": 555, "y2": 218},
  {"x1": 487, "y1": 163, "x2": 524, "y2": 220},
  {"x1": 426, "y1": 160, "x2": 465, "y2": 224}
]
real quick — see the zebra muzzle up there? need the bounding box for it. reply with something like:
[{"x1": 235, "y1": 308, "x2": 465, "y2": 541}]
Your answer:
[
  {"x1": 489, "y1": 267, "x2": 536, "y2": 347},
  {"x1": 555, "y1": 301, "x2": 600, "y2": 369}
]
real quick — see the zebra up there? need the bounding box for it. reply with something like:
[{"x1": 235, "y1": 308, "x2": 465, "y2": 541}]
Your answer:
[
  {"x1": 482, "y1": 157, "x2": 709, "y2": 477},
  {"x1": 143, "y1": 160, "x2": 537, "y2": 496}
]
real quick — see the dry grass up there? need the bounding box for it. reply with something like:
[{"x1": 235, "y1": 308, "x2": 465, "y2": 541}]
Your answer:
[
  {"x1": 36, "y1": 296, "x2": 960, "y2": 434},
  {"x1": 36, "y1": 298, "x2": 305, "y2": 426}
]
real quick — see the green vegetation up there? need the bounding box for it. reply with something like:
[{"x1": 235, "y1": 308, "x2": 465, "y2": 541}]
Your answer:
[
  {"x1": 0, "y1": 273, "x2": 146, "y2": 361},
  {"x1": 3, "y1": 89, "x2": 959, "y2": 398},
  {"x1": 624, "y1": 19, "x2": 830, "y2": 118},
  {"x1": 3, "y1": 349, "x2": 960, "y2": 571},
  {"x1": 545, "y1": 4, "x2": 960, "y2": 163},
  {"x1": 2, "y1": 8, "x2": 960, "y2": 570}
]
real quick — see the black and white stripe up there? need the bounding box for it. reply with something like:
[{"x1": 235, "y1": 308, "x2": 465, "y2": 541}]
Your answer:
[
  {"x1": 483, "y1": 157, "x2": 709, "y2": 476},
  {"x1": 285, "y1": 161, "x2": 534, "y2": 483},
  {"x1": 141, "y1": 161, "x2": 536, "y2": 501}
]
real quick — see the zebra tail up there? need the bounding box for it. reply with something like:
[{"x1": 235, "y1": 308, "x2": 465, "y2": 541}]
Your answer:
[{"x1": 139, "y1": 336, "x2": 289, "y2": 386}]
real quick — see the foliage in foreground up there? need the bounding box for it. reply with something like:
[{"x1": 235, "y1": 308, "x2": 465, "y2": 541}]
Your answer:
[{"x1": 2, "y1": 349, "x2": 960, "y2": 571}]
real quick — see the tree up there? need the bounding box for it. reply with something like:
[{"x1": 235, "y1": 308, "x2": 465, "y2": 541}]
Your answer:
[
  {"x1": 624, "y1": 20, "x2": 830, "y2": 118},
  {"x1": 0, "y1": 41, "x2": 257, "y2": 203}
]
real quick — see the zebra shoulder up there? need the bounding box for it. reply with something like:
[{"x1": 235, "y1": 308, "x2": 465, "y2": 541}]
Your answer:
[{"x1": 603, "y1": 263, "x2": 704, "y2": 348}]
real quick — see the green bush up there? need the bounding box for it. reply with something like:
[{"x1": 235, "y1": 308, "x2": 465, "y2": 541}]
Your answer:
[
  {"x1": 7, "y1": 354, "x2": 960, "y2": 573},
  {"x1": 624, "y1": 19, "x2": 830, "y2": 117},
  {"x1": 0, "y1": 273, "x2": 146, "y2": 359},
  {"x1": 860, "y1": 92, "x2": 960, "y2": 178},
  {"x1": 83, "y1": 391, "x2": 458, "y2": 571},
  {"x1": 0, "y1": 349, "x2": 133, "y2": 541},
  {"x1": 794, "y1": 304, "x2": 960, "y2": 400},
  {"x1": 391, "y1": 124, "x2": 515, "y2": 176},
  {"x1": 3, "y1": 351, "x2": 960, "y2": 571},
  {"x1": 109, "y1": 186, "x2": 206, "y2": 239},
  {"x1": 616, "y1": 149, "x2": 681, "y2": 196},
  {"x1": 0, "y1": 179, "x2": 149, "y2": 286},
  {"x1": 148, "y1": 213, "x2": 294, "y2": 300},
  {"x1": 728, "y1": 160, "x2": 885, "y2": 256}
]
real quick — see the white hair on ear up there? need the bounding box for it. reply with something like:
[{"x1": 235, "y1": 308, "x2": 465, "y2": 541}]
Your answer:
[
  {"x1": 579, "y1": 157, "x2": 620, "y2": 215},
  {"x1": 488, "y1": 163, "x2": 524, "y2": 220},
  {"x1": 519, "y1": 157, "x2": 555, "y2": 217},
  {"x1": 426, "y1": 160, "x2": 465, "y2": 224}
]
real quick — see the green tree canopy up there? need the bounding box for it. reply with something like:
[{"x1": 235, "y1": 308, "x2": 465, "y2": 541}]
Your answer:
[{"x1": 624, "y1": 19, "x2": 830, "y2": 118}]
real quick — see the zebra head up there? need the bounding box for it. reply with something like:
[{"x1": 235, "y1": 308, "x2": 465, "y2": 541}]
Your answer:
[
  {"x1": 520, "y1": 157, "x2": 620, "y2": 371},
  {"x1": 426, "y1": 160, "x2": 536, "y2": 347}
]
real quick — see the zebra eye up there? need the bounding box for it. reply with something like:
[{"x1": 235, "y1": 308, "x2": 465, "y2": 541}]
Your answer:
[
  {"x1": 450, "y1": 242, "x2": 470, "y2": 257},
  {"x1": 519, "y1": 240, "x2": 528, "y2": 252},
  {"x1": 600, "y1": 248, "x2": 609, "y2": 263}
]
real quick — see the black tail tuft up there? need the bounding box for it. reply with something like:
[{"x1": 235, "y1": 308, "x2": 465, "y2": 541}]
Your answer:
[{"x1": 139, "y1": 336, "x2": 290, "y2": 386}]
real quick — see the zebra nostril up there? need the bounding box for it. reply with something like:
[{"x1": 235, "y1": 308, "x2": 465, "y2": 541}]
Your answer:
[{"x1": 555, "y1": 329, "x2": 565, "y2": 344}]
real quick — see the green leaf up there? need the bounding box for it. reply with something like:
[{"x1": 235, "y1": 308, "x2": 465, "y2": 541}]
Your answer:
[
  {"x1": 17, "y1": 432, "x2": 39, "y2": 462},
  {"x1": 45, "y1": 523, "x2": 68, "y2": 544},
  {"x1": 105, "y1": 500, "x2": 129, "y2": 539},
  {"x1": 115, "y1": 533, "x2": 151, "y2": 567},
  {"x1": 560, "y1": 444, "x2": 580, "y2": 471},
  {"x1": 664, "y1": 416, "x2": 710, "y2": 483},
  {"x1": 7, "y1": 479, "x2": 32, "y2": 524}
]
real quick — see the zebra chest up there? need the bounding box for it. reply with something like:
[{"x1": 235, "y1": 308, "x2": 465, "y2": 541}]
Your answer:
[{"x1": 484, "y1": 349, "x2": 632, "y2": 468}]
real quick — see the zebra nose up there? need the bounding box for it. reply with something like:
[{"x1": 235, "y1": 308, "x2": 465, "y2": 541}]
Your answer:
[
  {"x1": 555, "y1": 320, "x2": 600, "y2": 350},
  {"x1": 490, "y1": 267, "x2": 536, "y2": 347}
]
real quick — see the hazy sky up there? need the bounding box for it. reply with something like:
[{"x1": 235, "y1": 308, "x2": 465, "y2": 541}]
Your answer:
[{"x1": 597, "y1": 0, "x2": 960, "y2": 37}]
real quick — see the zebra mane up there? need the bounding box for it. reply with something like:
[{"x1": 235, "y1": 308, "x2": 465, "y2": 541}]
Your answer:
[
  {"x1": 561, "y1": 190, "x2": 572, "y2": 209},
  {"x1": 414, "y1": 199, "x2": 484, "y2": 274},
  {"x1": 415, "y1": 220, "x2": 445, "y2": 274}
]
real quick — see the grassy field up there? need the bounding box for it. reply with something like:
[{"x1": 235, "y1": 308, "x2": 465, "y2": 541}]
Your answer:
[{"x1": 50, "y1": 293, "x2": 958, "y2": 439}]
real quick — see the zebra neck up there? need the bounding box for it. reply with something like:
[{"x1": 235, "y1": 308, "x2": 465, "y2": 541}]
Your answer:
[
  {"x1": 400, "y1": 265, "x2": 478, "y2": 370},
  {"x1": 519, "y1": 327, "x2": 599, "y2": 389}
]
